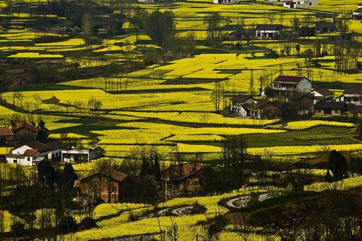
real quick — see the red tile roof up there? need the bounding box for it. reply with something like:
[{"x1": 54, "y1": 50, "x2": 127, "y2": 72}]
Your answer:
[
  {"x1": 0, "y1": 127, "x2": 13, "y2": 137},
  {"x1": 23, "y1": 141, "x2": 51, "y2": 153},
  {"x1": 256, "y1": 24, "x2": 283, "y2": 31},
  {"x1": 79, "y1": 168, "x2": 128, "y2": 182},
  {"x1": 23, "y1": 149, "x2": 39, "y2": 156},
  {"x1": 231, "y1": 94, "x2": 255, "y2": 103},
  {"x1": 344, "y1": 86, "x2": 362, "y2": 95},
  {"x1": 12, "y1": 123, "x2": 39, "y2": 134},
  {"x1": 314, "y1": 88, "x2": 334, "y2": 97},
  {"x1": 163, "y1": 163, "x2": 203, "y2": 182},
  {"x1": 273, "y1": 75, "x2": 308, "y2": 84}
]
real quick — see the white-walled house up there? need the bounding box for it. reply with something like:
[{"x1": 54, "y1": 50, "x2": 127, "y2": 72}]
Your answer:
[
  {"x1": 312, "y1": 88, "x2": 334, "y2": 104},
  {"x1": 6, "y1": 141, "x2": 51, "y2": 166},
  {"x1": 283, "y1": 0, "x2": 318, "y2": 8},
  {"x1": 272, "y1": 75, "x2": 312, "y2": 95},
  {"x1": 255, "y1": 25, "x2": 283, "y2": 39},
  {"x1": 214, "y1": 0, "x2": 239, "y2": 4},
  {"x1": 341, "y1": 86, "x2": 362, "y2": 106},
  {"x1": 62, "y1": 147, "x2": 99, "y2": 162},
  {"x1": 353, "y1": 4, "x2": 362, "y2": 20},
  {"x1": 5, "y1": 140, "x2": 65, "y2": 166},
  {"x1": 229, "y1": 95, "x2": 257, "y2": 117},
  {"x1": 6, "y1": 150, "x2": 45, "y2": 166},
  {"x1": 138, "y1": 0, "x2": 154, "y2": 3}
]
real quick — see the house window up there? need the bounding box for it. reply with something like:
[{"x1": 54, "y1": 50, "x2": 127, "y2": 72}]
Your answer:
[{"x1": 27, "y1": 157, "x2": 30, "y2": 162}]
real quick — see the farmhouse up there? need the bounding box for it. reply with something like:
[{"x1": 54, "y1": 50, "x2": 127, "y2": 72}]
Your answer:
[
  {"x1": 0, "y1": 127, "x2": 14, "y2": 146},
  {"x1": 46, "y1": 140, "x2": 65, "y2": 161},
  {"x1": 163, "y1": 163, "x2": 203, "y2": 197},
  {"x1": 315, "y1": 22, "x2": 337, "y2": 34},
  {"x1": 229, "y1": 28, "x2": 250, "y2": 40},
  {"x1": 214, "y1": 0, "x2": 239, "y2": 4},
  {"x1": 6, "y1": 141, "x2": 52, "y2": 166},
  {"x1": 255, "y1": 24, "x2": 283, "y2": 39},
  {"x1": 282, "y1": 0, "x2": 318, "y2": 8},
  {"x1": 314, "y1": 102, "x2": 346, "y2": 115},
  {"x1": 11, "y1": 123, "x2": 39, "y2": 144},
  {"x1": 74, "y1": 168, "x2": 130, "y2": 203},
  {"x1": 249, "y1": 99, "x2": 282, "y2": 119},
  {"x1": 341, "y1": 86, "x2": 362, "y2": 105},
  {"x1": 61, "y1": 147, "x2": 99, "y2": 162},
  {"x1": 229, "y1": 94, "x2": 256, "y2": 117},
  {"x1": 264, "y1": 0, "x2": 281, "y2": 3},
  {"x1": 272, "y1": 75, "x2": 312, "y2": 95},
  {"x1": 138, "y1": 0, "x2": 155, "y2": 3},
  {"x1": 312, "y1": 88, "x2": 334, "y2": 103},
  {"x1": 292, "y1": 93, "x2": 314, "y2": 116},
  {"x1": 353, "y1": 4, "x2": 362, "y2": 20}
]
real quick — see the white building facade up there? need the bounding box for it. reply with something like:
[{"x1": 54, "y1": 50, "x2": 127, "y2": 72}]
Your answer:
[
  {"x1": 283, "y1": 0, "x2": 318, "y2": 8},
  {"x1": 214, "y1": 0, "x2": 239, "y2": 4}
]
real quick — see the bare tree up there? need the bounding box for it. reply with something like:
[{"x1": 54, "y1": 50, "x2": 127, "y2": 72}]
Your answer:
[
  {"x1": 82, "y1": 12, "x2": 94, "y2": 45},
  {"x1": 210, "y1": 82, "x2": 224, "y2": 111}
]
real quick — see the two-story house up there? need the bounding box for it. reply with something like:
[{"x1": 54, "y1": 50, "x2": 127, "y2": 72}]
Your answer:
[
  {"x1": 0, "y1": 127, "x2": 14, "y2": 146},
  {"x1": 74, "y1": 168, "x2": 130, "y2": 203},
  {"x1": 249, "y1": 99, "x2": 282, "y2": 119},
  {"x1": 11, "y1": 123, "x2": 39, "y2": 145},
  {"x1": 255, "y1": 24, "x2": 283, "y2": 39},
  {"x1": 353, "y1": 4, "x2": 362, "y2": 20},
  {"x1": 162, "y1": 163, "x2": 203, "y2": 198},
  {"x1": 283, "y1": 0, "x2": 318, "y2": 8},
  {"x1": 341, "y1": 86, "x2": 362, "y2": 105},
  {"x1": 214, "y1": 0, "x2": 239, "y2": 4},
  {"x1": 229, "y1": 94, "x2": 257, "y2": 117},
  {"x1": 6, "y1": 140, "x2": 65, "y2": 165},
  {"x1": 272, "y1": 75, "x2": 312, "y2": 96},
  {"x1": 312, "y1": 88, "x2": 334, "y2": 103},
  {"x1": 6, "y1": 141, "x2": 51, "y2": 166}
]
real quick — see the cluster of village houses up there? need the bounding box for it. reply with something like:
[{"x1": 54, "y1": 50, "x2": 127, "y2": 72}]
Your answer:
[
  {"x1": 229, "y1": 74, "x2": 362, "y2": 119},
  {"x1": 0, "y1": 123, "x2": 204, "y2": 202},
  {"x1": 213, "y1": 0, "x2": 318, "y2": 7},
  {"x1": 137, "y1": 0, "x2": 319, "y2": 8},
  {"x1": 229, "y1": 21, "x2": 337, "y2": 41},
  {"x1": 73, "y1": 162, "x2": 204, "y2": 203},
  {"x1": 0, "y1": 123, "x2": 99, "y2": 166}
]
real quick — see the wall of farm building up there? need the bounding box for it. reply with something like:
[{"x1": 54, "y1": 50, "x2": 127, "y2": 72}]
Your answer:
[{"x1": 296, "y1": 79, "x2": 312, "y2": 93}]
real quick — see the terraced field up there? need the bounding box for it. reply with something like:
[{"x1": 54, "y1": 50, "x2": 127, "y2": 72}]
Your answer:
[{"x1": 1, "y1": 0, "x2": 362, "y2": 239}]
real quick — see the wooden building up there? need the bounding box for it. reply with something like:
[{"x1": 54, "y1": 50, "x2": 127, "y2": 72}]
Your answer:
[
  {"x1": 0, "y1": 127, "x2": 14, "y2": 146},
  {"x1": 162, "y1": 163, "x2": 203, "y2": 198},
  {"x1": 11, "y1": 123, "x2": 39, "y2": 144},
  {"x1": 74, "y1": 168, "x2": 129, "y2": 203}
]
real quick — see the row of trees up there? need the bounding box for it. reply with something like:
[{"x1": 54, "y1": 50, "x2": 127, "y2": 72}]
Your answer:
[
  {"x1": 249, "y1": 187, "x2": 362, "y2": 241},
  {"x1": 130, "y1": 8, "x2": 196, "y2": 57},
  {"x1": 0, "y1": 161, "x2": 79, "y2": 238}
]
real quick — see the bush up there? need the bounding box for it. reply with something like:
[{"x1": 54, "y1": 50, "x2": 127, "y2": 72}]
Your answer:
[
  {"x1": 11, "y1": 221, "x2": 25, "y2": 236},
  {"x1": 128, "y1": 212, "x2": 136, "y2": 222},
  {"x1": 209, "y1": 214, "x2": 229, "y2": 236},
  {"x1": 88, "y1": 37, "x2": 103, "y2": 45},
  {"x1": 59, "y1": 216, "x2": 77, "y2": 232},
  {"x1": 191, "y1": 202, "x2": 207, "y2": 215},
  {"x1": 79, "y1": 217, "x2": 97, "y2": 230},
  {"x1": 264, "y1": 50, "x2": 279, "y2": 58}
]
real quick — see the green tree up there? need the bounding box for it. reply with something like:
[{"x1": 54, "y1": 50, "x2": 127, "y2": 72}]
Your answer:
[
  {"x1": 38, "y1": 160, "x2": 56, "y2": 189},
  {"x1": 329, "y1": 150, "x2": 348, "y2": 181},
  {"x1": 205, "y1": 12, "x2": 223, "y2": 47},
  {"x1": 82, "y1": 12, "x2": 94, "y2": 45},
  {"x1": 144, "y1": 10, "x2": 175, "y2": 47},
  {"x1": 36, "y1": 120, "x2": 49, "y2": 143}
]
